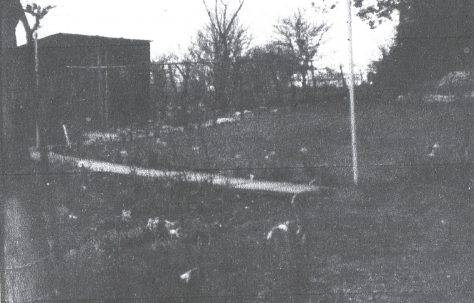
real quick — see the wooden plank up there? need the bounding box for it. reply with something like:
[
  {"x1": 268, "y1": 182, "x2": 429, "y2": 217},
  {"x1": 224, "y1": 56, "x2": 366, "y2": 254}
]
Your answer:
[{"x1": 30, "y1": 150, "x2": 325, "y2": 195}]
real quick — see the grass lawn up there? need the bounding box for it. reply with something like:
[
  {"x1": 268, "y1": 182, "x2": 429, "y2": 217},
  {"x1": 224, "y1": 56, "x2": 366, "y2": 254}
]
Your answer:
[
  {"x1": 11, "y1": 100, "x2": 474, "y2": 302},
  {"x1": 70, "y1": 101, "x2": 471, "y2": 186}
]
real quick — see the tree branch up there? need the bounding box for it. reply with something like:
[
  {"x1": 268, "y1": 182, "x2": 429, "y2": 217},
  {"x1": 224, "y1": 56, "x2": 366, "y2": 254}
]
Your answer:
[
  {"x1": 224, "y1": 0, "x2": 244, "y2": 33},
  {"x1": 202, "y1": 0, "x2": 219, "y2": 32}
]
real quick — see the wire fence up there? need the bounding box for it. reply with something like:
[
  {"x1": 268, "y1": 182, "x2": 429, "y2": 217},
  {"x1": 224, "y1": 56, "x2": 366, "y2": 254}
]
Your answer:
[{"x1": 34, "y1": 58, "x2": 368, "y2": 145}]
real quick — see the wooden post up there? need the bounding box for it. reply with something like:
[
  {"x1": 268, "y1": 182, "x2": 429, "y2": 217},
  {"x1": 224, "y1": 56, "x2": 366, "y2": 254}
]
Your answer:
[
  {"x1": 62, "y1": 124, "x2": 71, "y2": 148},
  {"x1": 34, "y1": 32, "x2": 48, "y2": 171}
]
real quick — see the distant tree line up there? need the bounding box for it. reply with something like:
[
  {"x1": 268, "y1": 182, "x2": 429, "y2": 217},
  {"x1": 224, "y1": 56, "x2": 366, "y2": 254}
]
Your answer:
[
  {"x1": 149, "y1": 0, "x2": 356, "y2": 126},
  {"x1": 356, "y1": 0, "x2": 473, "y2": 99},
  {"x1": 151, "y1": 0, "x2": 474, "y2": 118}
]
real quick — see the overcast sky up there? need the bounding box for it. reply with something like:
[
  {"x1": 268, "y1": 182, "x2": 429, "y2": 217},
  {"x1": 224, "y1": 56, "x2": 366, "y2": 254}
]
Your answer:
[{"x1": 17, "y1": 0, "x2": 397, "y2": 71}]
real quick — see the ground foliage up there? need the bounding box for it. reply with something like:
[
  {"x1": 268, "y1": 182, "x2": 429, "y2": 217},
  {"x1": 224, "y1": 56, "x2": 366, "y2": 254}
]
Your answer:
[
  {"x1": 8, "y1": 167, "x2": 474, "y2": 302},
  {"x1": 5, "y1": 98, "x2": 472, "y2": 301}
]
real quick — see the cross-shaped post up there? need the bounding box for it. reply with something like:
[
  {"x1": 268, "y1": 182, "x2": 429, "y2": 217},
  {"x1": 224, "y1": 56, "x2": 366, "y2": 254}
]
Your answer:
[{"x1": 66, "y1": 52, "x2": 127, "y2": 129}]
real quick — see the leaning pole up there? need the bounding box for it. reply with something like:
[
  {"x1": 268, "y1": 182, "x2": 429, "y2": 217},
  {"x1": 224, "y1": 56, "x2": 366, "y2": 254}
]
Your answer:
[{"x1": 346, "y1": 0, "x2": 359, "y2": 185}]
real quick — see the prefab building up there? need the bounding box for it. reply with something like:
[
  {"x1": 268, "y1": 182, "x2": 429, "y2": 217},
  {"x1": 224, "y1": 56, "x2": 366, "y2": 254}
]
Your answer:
[{"x1": 28, "y1": 33, "x2": 151, "y2": 140}]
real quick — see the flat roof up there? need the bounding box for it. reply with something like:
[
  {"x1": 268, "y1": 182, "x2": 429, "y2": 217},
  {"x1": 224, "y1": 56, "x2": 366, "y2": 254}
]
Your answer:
[{"x1": 21, "y1": 33, "x2": 151, "y2": 48}]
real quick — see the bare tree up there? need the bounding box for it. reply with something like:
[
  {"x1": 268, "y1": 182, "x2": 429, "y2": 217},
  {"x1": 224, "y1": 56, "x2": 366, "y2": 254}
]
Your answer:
[
  {"x1": 23, "y1": 3, "x2": 54, "y2": 171},
  {"x1": 23, "y1": 3, "x2": 55, "y2": 43},
  {"x1": 190, "y1": 0, "x2": 249, "y2": 111},
  {"x1": 274, "y1": 9, "x2": 329, "y2": 105}
]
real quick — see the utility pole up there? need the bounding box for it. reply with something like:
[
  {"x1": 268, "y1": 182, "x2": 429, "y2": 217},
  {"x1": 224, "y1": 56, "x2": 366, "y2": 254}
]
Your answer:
[
  {"x1": 346, "y1": 0, "x2": 359, "y2": 185},
  {"x1": 34, "y1": 32, "x2": 39, "y2": 149}
]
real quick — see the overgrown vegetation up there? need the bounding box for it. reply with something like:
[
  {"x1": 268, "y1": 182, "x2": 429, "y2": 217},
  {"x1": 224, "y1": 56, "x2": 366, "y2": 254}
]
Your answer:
[
  {"x1": 358, "y1": 0, "x2": 473, "y2": 99},
  {"x1": 146, "y1": 1, "x2": 351, "y2": 128},
  {"x1": 6, "y1": 1, "x2": 474, "y2": 302},
  {"x1": 9, "y1": 159, "x2": 474, "y2": 301}
]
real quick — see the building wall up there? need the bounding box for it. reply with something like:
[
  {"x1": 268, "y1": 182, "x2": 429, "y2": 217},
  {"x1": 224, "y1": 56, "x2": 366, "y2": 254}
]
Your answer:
[{"x1": 33, "y1": 35, "x2": 150, "y2": 140}]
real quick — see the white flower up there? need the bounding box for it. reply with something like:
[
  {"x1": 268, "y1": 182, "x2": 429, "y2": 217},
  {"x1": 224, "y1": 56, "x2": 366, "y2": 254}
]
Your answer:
[
  {"x1": 300, "y1": 147, "x2": 308, "y2": 154},
  {"x1": 121, "y1": 209, "x2": 132, "y2": 221},
  {"x1": 192, "y1": 146, "x2": 200, "y2": 152},
  {"x1": 180, "y1": 268, "x2": 197, "y2": 283},
  {"x1": 163, "y1": 220, "x2": 180, "y2": 237},
  {"x1": 266, "y1": 221, "x2": 290, "y2": 240},
  {"x1": 276, "y1": 223, "x2": 289, "y2": 232},
  {"x1": 202, "y1": 120, "x2": 214, "y2": 128},
  {"x1": 168, "y1": 228, "x2": 181, "y2": 238},
  {"x1": 146, "y1": 217, "x2": 160, "y2": 231},
  {"x1": 156, "y1": 138, "x2": 168, "y2": 147},
  {"x1": 68, "y1": 213, "x2": 78, "y2": 220},
  {"x1": 265, "y1": 151, "x2": 276, "y2": 160},
  {"x1": 428, "y1": 142, "x2": 440, "y2": 157},
  {"x1": 216, "y1": 117, "x2": 236, "y2": 125}
]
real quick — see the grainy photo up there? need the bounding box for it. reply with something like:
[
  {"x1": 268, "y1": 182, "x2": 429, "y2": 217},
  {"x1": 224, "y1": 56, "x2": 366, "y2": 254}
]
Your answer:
[{"x1": 0, "y1": 0, "x2": 473, "y2": 302}]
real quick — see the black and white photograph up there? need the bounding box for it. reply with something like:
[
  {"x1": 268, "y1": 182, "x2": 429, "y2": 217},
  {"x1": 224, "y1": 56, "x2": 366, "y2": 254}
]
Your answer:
[{"x1": 1, "y1": 0, "x2": 474, "y2": 301}]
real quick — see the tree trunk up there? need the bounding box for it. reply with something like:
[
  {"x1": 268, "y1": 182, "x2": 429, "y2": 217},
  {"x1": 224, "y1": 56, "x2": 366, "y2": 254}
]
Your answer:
[
  {"x1": 1, "y1": 0, "x2": 23, "y2": 166},
  {"x1": 301, "y1": 71, "x2": 307, "y2": 104}
]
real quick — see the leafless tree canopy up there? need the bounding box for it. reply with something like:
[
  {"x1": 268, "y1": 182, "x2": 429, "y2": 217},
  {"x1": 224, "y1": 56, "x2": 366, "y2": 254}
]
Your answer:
[
  {"x1": 274, "y1": 10, "x2": 329, "y2": 89},
  {"x1": 189, "y1": 0, "x2": 249, "y2": 110}
]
